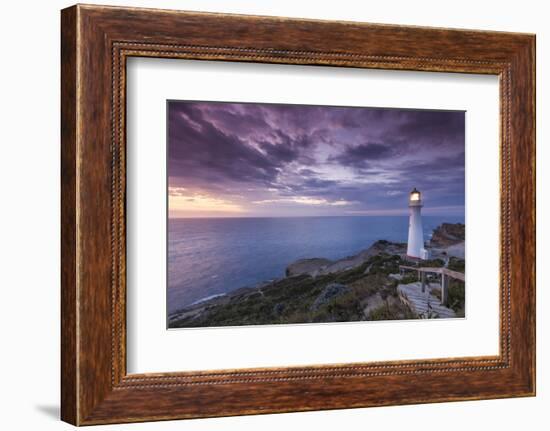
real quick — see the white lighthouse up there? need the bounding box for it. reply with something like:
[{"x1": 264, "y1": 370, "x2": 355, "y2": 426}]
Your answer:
[{"x1": 407, "y1": 188, "x2": 426, "y2": 259}]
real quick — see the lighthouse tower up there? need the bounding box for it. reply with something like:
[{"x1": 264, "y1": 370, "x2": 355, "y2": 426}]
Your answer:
[{"x1": 407, "y1": 188, "x2": 425, "y2": 259}]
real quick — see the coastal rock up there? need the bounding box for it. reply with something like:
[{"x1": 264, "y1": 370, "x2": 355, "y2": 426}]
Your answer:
[
  {"x1": 284, "y1": 240, "x2": 407, "y2": 279},
  {"x1": 430, "y1": 223, "x2": 465, "y2": 247},
  {"x1": 363, "y1": 239, "x2": 407, "y2": 256},
  {"x1": 285, "y1": 258, "x2": 333, "y2": 277},
  {"x1": 436, "y1": 242, "x2": 466, "y2": 259},
  {"x1": 310, "y1": 283, "x2": 350, "y2": 311},
  {"x1": 317, "y1": 240, "x2": 406, "y2": 275}
]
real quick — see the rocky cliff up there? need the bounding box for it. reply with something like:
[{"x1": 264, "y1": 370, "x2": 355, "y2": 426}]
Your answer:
[
  {"x1": 430, "y1": 223, "x2": 465, "y2": 247},
  {"x1": 285, "y1": 240, "x2": 407, "y2": 278}
]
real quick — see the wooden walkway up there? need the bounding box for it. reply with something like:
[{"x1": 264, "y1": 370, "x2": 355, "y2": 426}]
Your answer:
[{"x1": 398, "y1": 282, "x2": 456, "y2": 319}]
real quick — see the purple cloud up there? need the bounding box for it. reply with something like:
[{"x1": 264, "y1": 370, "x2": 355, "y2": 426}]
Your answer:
[{"x1": 168, "y1": 101, "x2": 465, "y2": 217}]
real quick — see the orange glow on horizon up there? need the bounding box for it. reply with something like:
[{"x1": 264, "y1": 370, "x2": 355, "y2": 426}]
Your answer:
[{"x1": 169, "y1": 187, "x2": 244, "y2": 217}]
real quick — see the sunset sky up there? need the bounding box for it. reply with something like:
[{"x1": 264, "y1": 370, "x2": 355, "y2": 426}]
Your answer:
[{"x1": 168, "y1": 101, "x2": 465, "y2": 218}]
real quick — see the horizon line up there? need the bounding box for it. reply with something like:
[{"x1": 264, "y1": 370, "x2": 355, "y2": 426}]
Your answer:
[{"x1": 168, "y1": 214, "x2": 466, "y2": 220}]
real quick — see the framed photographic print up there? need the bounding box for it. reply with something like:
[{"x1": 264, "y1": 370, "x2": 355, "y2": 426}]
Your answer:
[{"x1": 61, "y1": 4, "x2": 535, "y2": 425}]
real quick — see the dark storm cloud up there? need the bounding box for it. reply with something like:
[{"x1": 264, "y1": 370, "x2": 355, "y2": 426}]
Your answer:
[
  {"x1": 330, "y1": 142, "x2": 394, "y2": 168},
  {"x1": 168, "y1": 101, "x2": 465, "y2": 215},
  {"x1": 397, "y1": 109, "x2": 465, "y2": 141},
  {"x1": 256, "y1": 130, "x2": 301, "y2": 163},
  {"x1": 168, "y1": 103, "x2": 281, "y2": 186}
]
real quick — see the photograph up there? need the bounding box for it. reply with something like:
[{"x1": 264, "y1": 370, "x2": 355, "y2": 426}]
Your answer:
[{"x1": 167, "y1": 101, "x2": 466, "y2": 328}]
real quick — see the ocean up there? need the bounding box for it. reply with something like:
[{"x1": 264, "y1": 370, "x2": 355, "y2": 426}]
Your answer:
[{"x1": 167, "y1": 215, "x2": 464, "y2": 314}]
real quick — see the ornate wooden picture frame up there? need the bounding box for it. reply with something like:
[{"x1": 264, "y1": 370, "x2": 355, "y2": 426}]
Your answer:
[{"x1": 61, "y1": 4, "x2": 535, "y2": 425}]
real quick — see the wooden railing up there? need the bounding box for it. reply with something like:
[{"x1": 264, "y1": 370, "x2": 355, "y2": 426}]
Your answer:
[{"x1": 399, "y1": 265, "x2": 465, "y2": 306}]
